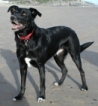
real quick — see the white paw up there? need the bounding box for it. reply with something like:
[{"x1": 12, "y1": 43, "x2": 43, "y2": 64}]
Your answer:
[
  {"x1": 13, "y1": 98, "x2": 16, "y2": 102},
  {"x1": 38, "y1": 98, "x2": 45, "y2": 103},
  {"x1": 54, "y1": 82, "x2": 59, "y2": 86},
  {"x1": 82, "y1": 88, "x2": 87, "y2": 91}
]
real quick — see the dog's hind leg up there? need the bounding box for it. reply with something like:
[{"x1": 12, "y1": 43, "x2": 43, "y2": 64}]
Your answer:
[
  {"x1": 53, "y1": 49, "x2": 68, "y2": 86},
  {"x1": 68, "y1": 36, "x2": 88, "y2": 91},
  {"x1": 70, "y1": 53, "x2": 88, "y2": 91}
]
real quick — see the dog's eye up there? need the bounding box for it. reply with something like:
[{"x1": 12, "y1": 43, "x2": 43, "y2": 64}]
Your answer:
[{"x1": 21, "y1": 12, "x2": 27, "y2": 16}]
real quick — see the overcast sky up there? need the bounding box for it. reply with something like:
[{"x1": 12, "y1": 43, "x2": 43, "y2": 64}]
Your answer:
[{"x1": 83, "y1": 0, "x2": 98, "y2": 5}]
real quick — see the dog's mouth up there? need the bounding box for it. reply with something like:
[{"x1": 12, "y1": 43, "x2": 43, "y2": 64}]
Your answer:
[{"x1": 11, "y1": 21, "x2": 24, "y2": 30}]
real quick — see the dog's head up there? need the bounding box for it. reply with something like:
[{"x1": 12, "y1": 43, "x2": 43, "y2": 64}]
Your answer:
[{"x1": 8, "y1": 5, "x2": 42, "y2": 31}]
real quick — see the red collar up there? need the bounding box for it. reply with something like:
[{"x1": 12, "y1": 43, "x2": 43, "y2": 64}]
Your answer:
[{"x1": 18, "y1": 30, "x2": 34, "y2": 40}]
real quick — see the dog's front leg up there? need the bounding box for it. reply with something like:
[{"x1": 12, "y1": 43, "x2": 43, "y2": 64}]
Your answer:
[
  {"x1": 13, "y1": 59, "x2": 27, "y2": 101},
  {"x1": 38, "y1": 64, "x2": 46, "y2": 103}
]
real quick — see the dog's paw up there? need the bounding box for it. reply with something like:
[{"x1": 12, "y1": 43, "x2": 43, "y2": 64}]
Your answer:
[
  {"x1": 81, "y1": 88, "x2": 87, "y2": 91},
  {"x1": 38, "y1": 97, "x2": 45, "y2": 103},
  {"x1": 53, "y1": 82, "x2": 59, "y2": 86},
  {"x1": 81, "y1": 85, "x2": 88, "y2": 91},
  {"x1": 13, "y1": 98, "x2": 17, "y2": 101},
  {"x1": 13, "y1": 95, "x2": 23, "y2": 101}
]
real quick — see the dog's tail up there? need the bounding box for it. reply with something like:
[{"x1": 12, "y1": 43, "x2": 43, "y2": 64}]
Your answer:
[{"x1": 80, "y1": 42, "x2": 94, "y2": 52}]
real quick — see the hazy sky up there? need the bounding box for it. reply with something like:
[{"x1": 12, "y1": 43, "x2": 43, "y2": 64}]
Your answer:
[{"x1": 83, "y1": 0, "x2": 98, "y2": 5}]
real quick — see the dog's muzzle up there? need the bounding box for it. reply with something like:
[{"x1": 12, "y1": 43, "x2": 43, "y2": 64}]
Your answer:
[
  {"x1": 10, "y1": 15, "x2": 16, "y2": 21},
  {"x1": 10, "y1": 15, "x2": 24, "y2": 30}
]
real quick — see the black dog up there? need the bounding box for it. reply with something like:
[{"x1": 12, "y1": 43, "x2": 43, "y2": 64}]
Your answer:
[{"x1": 8, "y1": 5, "x2": 93, "y2": 102}]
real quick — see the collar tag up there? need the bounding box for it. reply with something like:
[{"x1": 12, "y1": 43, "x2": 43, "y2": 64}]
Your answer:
[{"x1": 25, "y1": 40, "x2": 28, "y2": 46}]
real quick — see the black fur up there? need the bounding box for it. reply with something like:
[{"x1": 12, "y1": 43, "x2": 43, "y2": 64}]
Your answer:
[{"x1": 8, "y1": 5, "x2": 93, "y2": 102}]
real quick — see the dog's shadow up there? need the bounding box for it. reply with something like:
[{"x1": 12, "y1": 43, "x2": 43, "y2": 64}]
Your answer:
[
  {"x1": 0, "y1": 48, "x2": 97, "y2": 94},
  {"x1": 0, "y1": 72, "x2": 30, "y2": 106},
  {"x1": 0, "y1": 48, "x2": 39, "y2": 98},
  {"x1": 0, "y1": 48, "x2": 19, "y2": 89},
  {"x1": 81, "y1": 51, "x2": 98, "y2": 67}
]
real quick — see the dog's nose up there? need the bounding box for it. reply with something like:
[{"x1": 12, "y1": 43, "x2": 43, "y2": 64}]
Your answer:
[{"x1": 10, "y1": 15, "x2": 16, "y2": 20}]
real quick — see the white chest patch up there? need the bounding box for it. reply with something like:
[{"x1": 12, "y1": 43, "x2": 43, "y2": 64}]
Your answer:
[
  {"x1": 56, "y1": 48, "x2": 64, "y2": 55},
  {"x1": 25, "y1": 57, "x2": 31, "y2": 67}
]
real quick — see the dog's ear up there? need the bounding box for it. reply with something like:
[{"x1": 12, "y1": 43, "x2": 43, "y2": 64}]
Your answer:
[
  {"x1": 7, "y1": 5, "x2": 19, "y2": 13},
  {"x1": 29, "y1": 8, "x2": 42, "y2": 19}
]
